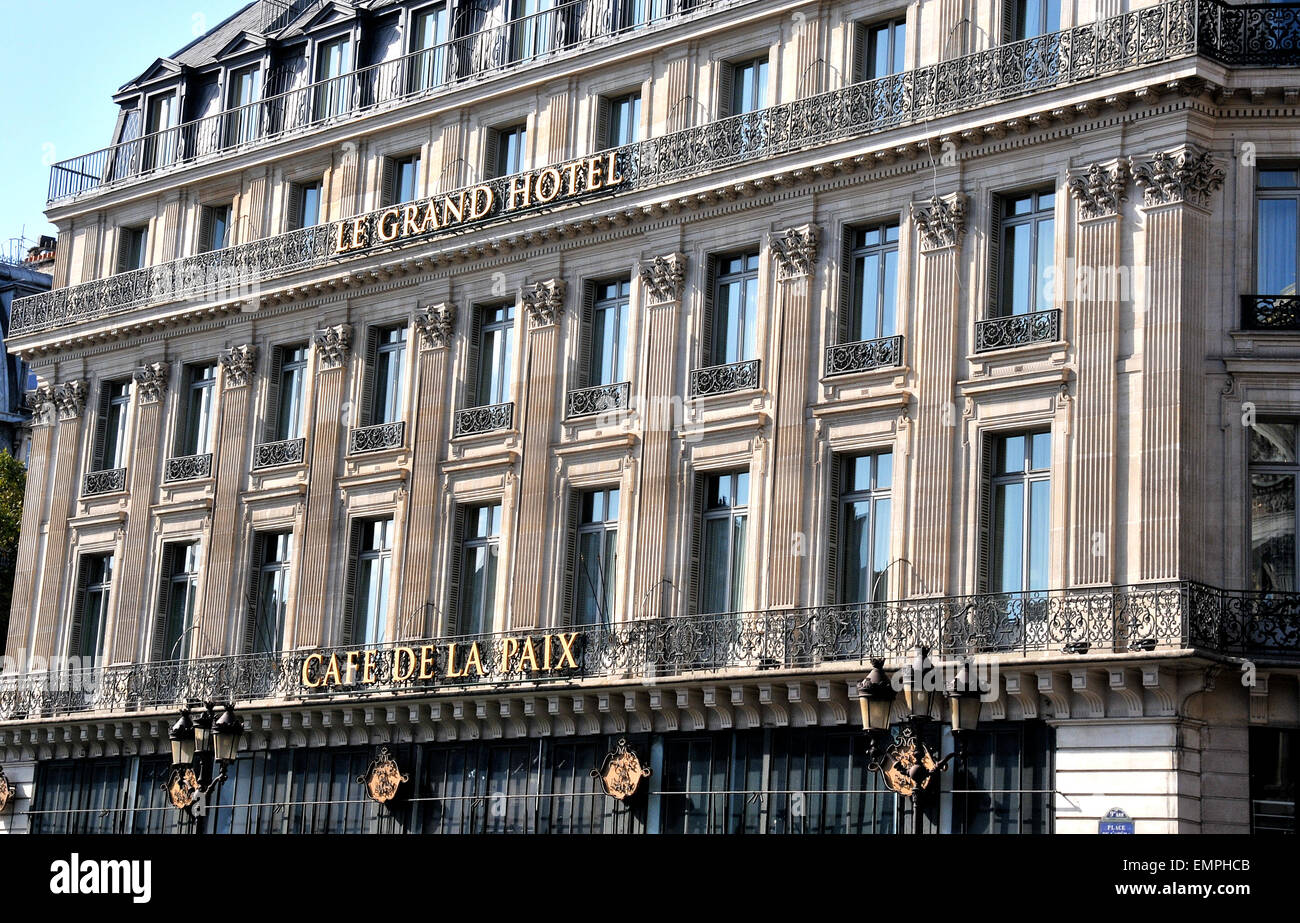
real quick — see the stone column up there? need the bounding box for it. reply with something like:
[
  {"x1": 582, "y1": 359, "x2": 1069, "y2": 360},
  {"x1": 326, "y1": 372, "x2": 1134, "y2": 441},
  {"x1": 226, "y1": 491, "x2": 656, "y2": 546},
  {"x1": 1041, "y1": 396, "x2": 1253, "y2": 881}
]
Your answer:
[
  {"x1": 5, "y1": 389, "x2": 56, "y2": 663},
  {"x1": 396, "y1": 305, "x2": 455, "y2": 638},
  {"x1": 110, "y1": 362, "x2": 170, "y2": 664},
  {"x1": 508, "y1": 280, "x2": 566, "y2": 630},
  {"x1": 631, "y1": 254, "x2": 686, "y2": 618},
  {"x1": 291, "y1": 324, "x2": 351, "y2": 648},
  {"x1": 195, "y1": 345, "x2": 257, "y2": 657},
  {"x1": 906, "y1": 194, "x2": 967, "y2": 596},
  {"x1": 1130, "y1": 148, "x2": 1224, "y2": 583},
  {"x1": 766, "y1": 226, "x2": 820, "y2": 607},
  {"x1": 28, "y1": 381, "x2": 88, "y2": 663},
  {"x1": 1067, "y1": 161, "x2": 1128, "y2": 586}
]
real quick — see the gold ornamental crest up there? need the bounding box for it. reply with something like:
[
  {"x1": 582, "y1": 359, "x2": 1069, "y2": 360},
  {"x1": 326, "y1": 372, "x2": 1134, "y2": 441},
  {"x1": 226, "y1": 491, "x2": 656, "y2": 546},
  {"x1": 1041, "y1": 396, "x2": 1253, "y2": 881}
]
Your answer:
[
  {"x1": 592, "y1": 739, "x2": 651, "y2": 801},
  {"x1": 879, "y1": 734, "x2": 941, "y2": 798},
  {"x1": 0, "y1": 767, "x2": 13, "y2": 813},
  {"x1": 166, "y1": 768, "x2": 200, "y2": 811},
  {"x1": 358, "y1": 746, "x2": 409, "y2": 804}
]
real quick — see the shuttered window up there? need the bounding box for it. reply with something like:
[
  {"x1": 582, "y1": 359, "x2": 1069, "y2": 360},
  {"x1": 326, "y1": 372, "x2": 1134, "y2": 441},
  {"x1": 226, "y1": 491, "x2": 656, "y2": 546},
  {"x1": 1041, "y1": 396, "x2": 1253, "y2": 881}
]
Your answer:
[
  {"x1": 381, "y1": 154, "x2": 421, "y2": 207},
  {"x1": 725, "y1": 56, "x2": 768, "y2": 117},
  {"x1": 830, "y1": 452, "x2": 894, "y2": 605},
  {"x1": 1006, "y1": 0, "x2": 1060, "y2": 41},
  {"x1": 343, "y1": 519, "x2": 392, "y2": 647},
  {"x1": 92, "y1": 379, "x2": 131, "y2": 471},
  {"x1": 286, "y1": 179, "x2": 323, "y2": 230},
  {"x1": 152, "y1": 542, "x2": 199, "y2": 662},
  {"x1": 986, "y1": 432, "x2": 1052, "y2": 595},
  {"x1": 568, "y1": 488, "x2": 619, "y2": 627},
  {"x1": 583, "y1": 279, "x2": 630, "y2": 387},
  {"x1": 177, "y1": 363, "x2": 218, "y2": 456},
  {"x1": 692, "y1": 471, "x2": 749, "y2": 614},
  {"x1": 486, "y1": 124, "x2": 526, "y2": 179},
  {"x1": 361, "y1": 324, "x2": 408, "y2": 426},
  {"x1": 265, "y1": 344, "x2": 308, "y2": 443},
  {"x1": 452, "y1": 504, "x2": 502, "y2": 636},
  {"x1": 68, "y1": 554, "x2": 113, "y2": 662},
  {"x1": 115, "y1": 225, "x2": 148, "y2": 274},
  {"x1": 707, "y1": 252, "x2": 760, "y2": 366},
  {"x1": 841, "y1": 222, "x2": 900, "y2": 342},
  {"x1": 471, "y1": 304, "x2": 515, "y2": 406},
  {"x1": 245, "y1": 531, "x2": 293, "y2": 654},
  {"x1": 198, "y1": 204, "x2": 232, "y2": 253},
  {"x1": 600, "y1": 92, "x2": 641, "y2": 149},
  {"x1": 855, "y1": 19, "x2": 906, "y2": 82}
]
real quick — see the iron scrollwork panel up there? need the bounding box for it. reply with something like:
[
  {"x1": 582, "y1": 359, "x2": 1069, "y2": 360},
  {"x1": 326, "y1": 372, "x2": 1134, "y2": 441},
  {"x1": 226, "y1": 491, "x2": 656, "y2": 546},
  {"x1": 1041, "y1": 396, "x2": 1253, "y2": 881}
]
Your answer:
[
  {"x1": 252, "y1": 437, "x2": 306, "y2": 470},
  {"x1": 453, "y1": 402, "x2": 514, "y2": 437},
  {"x1": 347, "y1": 421, "x2": 406, "y2": 455},
  {"x1": 974, "y1": 309, "x2": 1062, "y2": 352},
  {"x1": 1242, "y1": 295, "x2": 1300, "y2": 331},
  {"x1": 689, "y1": 359, "x2": 761, "y2": 397},
  {"x1": 565, "y1": 381, "x2": 630, "y2": 418},
  {"x1": 163, "y1": 453, "x2": 213, "y2": 483},
  {"x1": 824, "y1": 335, "x2": 904, "y2": 376},
  {"x1": 82, "y1": 467, "x2": 127, "y2": 496}
]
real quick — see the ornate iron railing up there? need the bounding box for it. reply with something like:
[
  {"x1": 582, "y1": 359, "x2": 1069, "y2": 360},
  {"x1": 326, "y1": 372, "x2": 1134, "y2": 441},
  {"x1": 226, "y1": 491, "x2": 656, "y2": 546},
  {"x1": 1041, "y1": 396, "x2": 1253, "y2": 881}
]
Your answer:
[
  {"x1": 975, "y1": 309, "x2": 1062, "y2": 352},
  {"x1": 453, "y1": 401, "x2": 514, "y2": 437},
  {"x1": 13, "y1": 0, "x2": 1227, "y2": 339},
  {"x1": 252, "y1": 437, "x2": 306, "y2": 470},
  {"x1": 1196, "y1": 0, "x2": 1300, "y2": 66},
  {"x1": 348, "y1": 421, "x2": 406, "y2": 455},
  {"x1": 81, "y1": 467, "x2": 127, "y2": 496},
  {"x1": 163, "y1": 453, "x2": 214, "y2": 484},
  {"x1": 566, "y1": 381, "x2": 631, "y2": 418},
  {"x1": 2, "y1": 582, "x2": 1297, "y2": 721},
  {"x1": 1241, "y1": 294, "x2": 1300, "y2": 331},
  {"x1": 825, "y1": 335, "x2": 904, "y2": 377},
  {"x1": 690, "y1": 359, "x2": 761, "y2": 397}
]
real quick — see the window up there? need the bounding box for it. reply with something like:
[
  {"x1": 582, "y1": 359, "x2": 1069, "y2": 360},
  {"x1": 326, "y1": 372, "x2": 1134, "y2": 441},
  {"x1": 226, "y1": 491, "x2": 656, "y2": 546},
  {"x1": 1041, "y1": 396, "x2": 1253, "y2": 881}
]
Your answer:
[
  {"x1": 486, "y1": 123, "x2": 527, "y2": 178},
  {"x1": 1008, "y1": 0, "x2": 1060, "y2": 40},
  {"x1": 469, "y1": 304, "x2": 516, "y2": 406},
  {"x1": 178, "y1": 363, "x2": 217, "y2": 456},
  {"x1": 694, "y1": 471, "x2": 749, "y2": 614},
  {"x1": 364, "y1": 324, "x2": 408, "y2": 425},
  {"x1": 1249, "y1": 421, "x2": 1300, "y2": 592},
  {"x1": 91, "y1": 379, "x2": 131, "y2": 471},
  {"x1": 453, "y1": 504, "x2": 502, "y2": 636},
  {"x1": 621, "y1": 0, "x2": 671, "y2": 28},
  {"x1": 510, "y1": 0, "x2": 558, "y2": 61},
  {"x1": 581, "y1": 279, "x2": 630, "y2": 387},
  {"x1": 1256, "y1": 166, "x2": 1299, "y2": 297},
  {"x1": 116, "y1": 225, "x2": 148, "y2": 273},
  {"x1": 569, "y1": 488, "x2": 619, "y2": 626},
  {"x1": 246, "y1": 531, "x2": 292, "y2": 654},
  {"x1": 345, "y1": 519, "x2": 393, "y2": 647},
  {"x1": 153, "y1": 542, "x2": 200, "y2": 662},
  {"x1": 1250, "y1": 727, "x2": 1299, "y2": 833},
  {"x1": 314, "y1": 35, "x2": 353, "y2": 119},
  {"x1": 69, "y1": 553, "x2": 113, "y2": 661},
  {"x1": 856, "y1": 19, "x2": 906, "y2": 82},
  {"x1": 985, "y1": 432, "x2": 1051, "y2": 595},
  {"x1": 226, "y1": 64, "x2": 262, "y2": 145},
  {"x1": 705, "y1": 251, "x2": 760, "y2": 366},
  {"x1": 599, "y1": 92, "x2": 642, "y2": 149},
  {"x1": 144, "y1": 92, "x2": 178, "y2": 168},
  {"x1": 992, "y1": 189, "x2": 1055, "y2": 317},
  {"x1": 265, "y1": 344, "x2": 309, "y2": 442},
  {"x1": 724, "y1": 56, "x2": 768, "y2": 117},
  {"x1": 199, "y1": 204, "x2": 233, "y2": 253},
  {"x1": 830, "y1": 453, "x2": 893, "y2": 604},
  {"x1": 382, "y1": 154, "x2": 420, "y2": 207},
  {"x1": 410, "y1": 3, "x2": 449, "y2": 90},
  {"x1": 287, "y1": 179, "x2": 323, "y2": 230},
  {"x1": 842, "y1": 222, "x2": 900, "y2": 342}
]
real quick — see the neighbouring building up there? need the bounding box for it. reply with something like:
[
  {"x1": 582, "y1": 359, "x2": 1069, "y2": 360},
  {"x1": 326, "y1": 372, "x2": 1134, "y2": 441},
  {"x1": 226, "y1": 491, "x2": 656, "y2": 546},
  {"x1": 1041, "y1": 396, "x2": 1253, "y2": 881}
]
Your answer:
[{"x1": 1, "y1": 0, "x2": 1299, "y2": 835}]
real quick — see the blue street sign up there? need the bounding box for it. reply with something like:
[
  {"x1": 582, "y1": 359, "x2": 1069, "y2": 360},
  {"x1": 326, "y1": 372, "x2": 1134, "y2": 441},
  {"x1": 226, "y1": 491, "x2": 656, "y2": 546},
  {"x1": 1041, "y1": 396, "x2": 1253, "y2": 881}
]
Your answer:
[{"x1": 1099, "y1": 807, "x2": 1135, "y2": 834}]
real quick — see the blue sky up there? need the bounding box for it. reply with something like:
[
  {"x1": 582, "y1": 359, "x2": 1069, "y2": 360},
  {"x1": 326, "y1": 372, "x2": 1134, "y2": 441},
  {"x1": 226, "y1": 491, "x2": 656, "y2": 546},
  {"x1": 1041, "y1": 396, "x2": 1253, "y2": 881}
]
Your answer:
[{"x1": 0, "y1": 0, "x2": 249, "y2": 258}]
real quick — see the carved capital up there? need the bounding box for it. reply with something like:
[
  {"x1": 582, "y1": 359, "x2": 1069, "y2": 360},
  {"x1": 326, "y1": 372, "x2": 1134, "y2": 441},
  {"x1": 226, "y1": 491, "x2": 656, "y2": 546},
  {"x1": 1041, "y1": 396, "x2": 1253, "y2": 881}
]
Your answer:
[
  {"x1": 415, "y1": 303, "x2": 456, "y2": 349},
  {"x1": 52, "y1": 381, "x2": 89, "y2": 420},
  {"x1": 313, "y1": 324, "x2": 353, "y2": 369},
  {"x1": 1131, "y1": 147, "x2": 1225, "y2": 210},
  {"x1": 639, "y1": 253, "x2": 687, "y2": 304},
  {"x1": 911, "y1": 193, "x2": 967, "y2": 251},
  {"x1": 219, "y1": 344, "x2": 258, "y2": 389},
  {"x1": 133, "y1": 362, "x2": 171, "y2": 404},
  {"x1": 772, "y1": 224, "x2": 820, "y2": 280},
  {"x1": 522, "y1": 279, "x2": 566, "y2": 327},
  {"x1": 1068, "y1": 160, "x2": 1130, "y2": 220},
  {"x1": 25, "y1": 385, "x2": 57, "y2": 426}
]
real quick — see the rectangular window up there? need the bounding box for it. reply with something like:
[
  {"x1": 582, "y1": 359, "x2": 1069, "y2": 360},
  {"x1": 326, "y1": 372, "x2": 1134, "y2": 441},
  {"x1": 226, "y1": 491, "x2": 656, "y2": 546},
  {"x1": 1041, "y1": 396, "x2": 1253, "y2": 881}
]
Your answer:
[
  {"x1": 410, "y1": 3, "x2": 449, "y2": 90},
  {"x1": 116, "y1": 225, "x2": 148, "y2": 273},
  {"x1": 199, "y1": 204, "x2": 233, "y2": 253},
  {"x1": 247, "y1": 531, "x2": 292, "y2": 654},
  {"x1": 92, "y1": 379, "x2": 131, "y2": 471},
  {"x1": 725, "y1": 56, "x2": 768, "y2": 116},
  {"x1": 287, "y1": 179, "x2": 323, "y2": 230},
  {"x1": 1250, "y1": 420, "x2": 1300, "y2": 592},
  {"x1": 993, "y1": 189, "x2": 1055, "y2": 317},
  {"x1": 987, "y1": 432, "x2": 1051, "y2": 594},
  {"x1": 1256, "y1": 166, "x2": 1299, "y2": 297},
  {"x1": 510, "y1": 0, "x2": 557, "y2": 62},
  {"x1": 834, "y1": 453, "x2": 893, "y2": 604},
  {"x1": 471, "y1": 304, "x2": 516, "y2": 406},
  {"x1": 454, "y1": 504, "x2": 502, "y2": 636},
  {"x1": 154, "y1": 542, "x2": 199, "y2": 662},
  {"x1": 1008, "y1": 0, "x2": 1060, "y2": 40},
  {"x1": 621, "y1": 0, "x2": 670, "y2": 28},
  {"x1": 1250, "y1": 727, "x2": 1299, "y2": 833},
  {"x1": 382, "y1": 153, "x2": 421, "y2": 207},
  {"x1": 844, "y1": 222, "x2": 900, "y2": 341},
  {"x1": 267, "y1": 344, "x2": 309, "y2": 442},
  {"x1": 487, "y1": 124, "x2": 527, "y2": 179},
  {"x1": 314, "y1": 35, "x2": 353, "y2": 118},
  {"x1": 585, "y1": 279, "x2": 630, "y2": 386},
  {"x1": 144, "y1": 92, "x2": 178, "y2": 168},
  {"x1": 346, "y1": 519, "x2": 393, "y2": 647},
  {"x1": 856, "y1": 19, "x2": 906, "y2": 81},
  {"x1": 601, "y1": 92, "x2": 642, "y2": 149},
  {"x1": 570, "y1": 488, "x2": 619, "y2": 626},
  {"x1": 178, "y1": 363, "x2": 218, "y2": 456},
  {"x1": 695, "y1": 471, "x2": 749, "y2": 614},
  {"x1": 365, "y1": 324, "x2": 408, "y2": 425},
  {"x1": 226, "y1": 64, "x2": 262, "y2": 145},
  {"x1": 69, "y1": 553, "x2": 113, "y2": 661},
  {"x1": 707, "y1": 251, "x2": 761, "y2": 366}
]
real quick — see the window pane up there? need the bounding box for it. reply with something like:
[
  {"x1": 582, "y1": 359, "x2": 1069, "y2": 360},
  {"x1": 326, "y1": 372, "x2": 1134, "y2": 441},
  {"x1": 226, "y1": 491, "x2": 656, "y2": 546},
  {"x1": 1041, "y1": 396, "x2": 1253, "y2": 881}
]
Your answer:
[
  {"x1": 1252, "y1": 472, "x2": 1296, "y2": 592},
  {"x1": 1006, "y1": 222, "x2": 1033, "y2": 315},
  {"x1": 1252, "y1": 422, "x2": 1298, "y2": 463},
  {"x1": 702, "y1": 518, "x2": 730, "y2": 614},
  {"x1": 1257, "y1": 199, "x2": 1298, "y2": 294},
  {"x1": 1028, "y1": 480, "x2": 1050, "y2": 592},
  {"x1": 994, "y1": 483, "x2": 1025, "y2": 593}
]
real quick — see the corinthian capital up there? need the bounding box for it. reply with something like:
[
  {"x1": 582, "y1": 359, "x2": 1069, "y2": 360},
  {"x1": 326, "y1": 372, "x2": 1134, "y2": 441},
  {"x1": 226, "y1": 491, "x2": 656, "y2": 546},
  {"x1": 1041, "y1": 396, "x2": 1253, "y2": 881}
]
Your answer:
[
  {"x1": 220, "y1": 344, "x2": 258, "y2": 389},
  {"x1": 772, "y1": 224, "x2": 820, "y2": 280},
  {"x1": 1131, "y1": 147, "x2": 1225, "y2": 210},
  {"x1": 313, "y1": 324, "x2": 353, "y2": 369},
  {"x1": 25, "y1": 384, "x2": 56, "y2": 426},
  {"x1": 522, "y1": 279, "x2": 566, "y2": 327},
  {"x1": 133, "y1": 362, "x2": 171, "y2": 404},
  {"x1": 639, "y1": 253, "x2": 687, "y2": 304},
  {"x1": 1067, "y1": 160, "x2": 1130, "y2": 220},
  {"x1": 53, "y1": 381, "x2": 89, "y2": 420},
  {"x1": 415, "y1": 303, "x2": 456, "y2": 349},
  {"x1": 911, "y1": 193, "x2": 968, "y2": 251}
]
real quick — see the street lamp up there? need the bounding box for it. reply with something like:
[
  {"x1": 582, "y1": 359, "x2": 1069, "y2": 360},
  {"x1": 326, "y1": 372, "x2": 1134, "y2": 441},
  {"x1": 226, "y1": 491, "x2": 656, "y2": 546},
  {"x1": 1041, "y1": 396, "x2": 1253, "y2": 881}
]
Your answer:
[{"x1": 163, "y1": 702, "x2": 245, "y2": 817}]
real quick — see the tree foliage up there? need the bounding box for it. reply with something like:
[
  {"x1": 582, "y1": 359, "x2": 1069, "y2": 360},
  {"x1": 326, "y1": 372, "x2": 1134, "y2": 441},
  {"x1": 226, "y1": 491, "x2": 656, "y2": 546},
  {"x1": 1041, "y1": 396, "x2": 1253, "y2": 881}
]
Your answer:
[{"x1": 0, "y1": 449, "x2": 26, "y2": 657}]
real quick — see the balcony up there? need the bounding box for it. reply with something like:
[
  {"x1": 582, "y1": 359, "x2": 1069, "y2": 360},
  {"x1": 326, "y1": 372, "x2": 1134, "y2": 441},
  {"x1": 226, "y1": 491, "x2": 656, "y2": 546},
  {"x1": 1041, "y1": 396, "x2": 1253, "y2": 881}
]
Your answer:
[
  {"x1": 453, "y1": 401, "x2": 514, "y2": 437},
  {"x1": 252, "y1": 437, "x2": 306, "y2": 470},
  {"x1": 1241, "y1": 294, "x2": 1300, "y2": 331},
  {"x1": 347, "y1": 421, "x2": 406, "y2": 455},
  {"x1": 690, "y1": 359, "x2": 760, "y2": 397},
  {"x1": 975, "y1": 309, "x2": 1062, "y2": 353},
  {"x1": 81, "y1": 467, "x2": 126, "y2": 496},
  {"x1": 163, "y1": 453, "x2": 213, "y2": 484},
  {"x1": 566, "y1": 381, "x2": 630, "y2": 418},
  {"x1": 825, "y1": 335, "x2": 904, "y2": 377}
]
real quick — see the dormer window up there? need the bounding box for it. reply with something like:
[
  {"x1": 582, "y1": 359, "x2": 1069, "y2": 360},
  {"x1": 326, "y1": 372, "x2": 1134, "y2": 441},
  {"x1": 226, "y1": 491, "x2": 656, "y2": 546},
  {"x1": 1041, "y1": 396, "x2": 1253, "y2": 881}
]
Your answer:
[
  {"x1": 314, "y1": 35, "x2": 353, "y2": 119},
  {"x1": 144, "y1": 92, "x2": 179, "y2": 169},
  {"x1": 226, "y1": 65, "x2": 262, "y2": 146}
]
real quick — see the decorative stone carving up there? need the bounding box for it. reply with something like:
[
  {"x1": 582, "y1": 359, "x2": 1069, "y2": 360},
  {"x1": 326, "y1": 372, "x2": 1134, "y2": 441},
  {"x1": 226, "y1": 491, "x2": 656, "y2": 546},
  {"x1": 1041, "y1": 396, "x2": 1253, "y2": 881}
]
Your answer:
[
  {"x1": 313, "y1": 324, "x2": 353, "y2": 369},
  {"x1": 415, "y1": 303, "x2": 456, "y2": 349},
  {"x1": 25, "y1": 384, "x2": 56, "y2": 426},
  {"x1": 1130, "y1": 148, "x2": 1226, "y2": 210},
  {"x1": 219, "y1": 344, "x2": 258, "y2": 388},
  {"x1": 772, "y1": 224, "x2": 820, "y2": 280},
  {"x1": 50, "y1": 381, "x2": 88, "y2": 420},
  {"x1": 911, "y1": 193, "x2": 968, "y2": 251},
  {"x1": 1067, "y1": 160, "x2": 1130, "y2": 219},
  {"x1": 133, "y1": 362, "x2": 171, "y2": 404},
  {"x1": 522, "y1": 279, "x2": 566, "y2": 327},
  {"x1": 639, "y1": 253, "x2": 687, "y2": 304}
]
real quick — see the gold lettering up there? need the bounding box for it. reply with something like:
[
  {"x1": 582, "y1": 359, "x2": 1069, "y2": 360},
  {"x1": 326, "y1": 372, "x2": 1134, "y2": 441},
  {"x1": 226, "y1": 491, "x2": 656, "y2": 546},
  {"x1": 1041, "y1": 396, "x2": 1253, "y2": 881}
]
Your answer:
[
  {"x1": 363, "y1": 649, "x2": 378, "y2": 684},
  {"x1": 446, "y1": 642, "x2": 463, "y2": 677},
  {"x1": 333, "y1": 221, "x2": 350, "y2": 253},
  {"x1": 605, "y1": 150, "x2": 625, "y2": 186},
  {"x1": 543, "y1": 633, "x2": 553, "y2": 671},
  {"x1": 555, "y1": 632, "x2": 580, "y2": 669},
  {"x1": 377, "y1": 208, "x2": 401, "y2": 242},
  {"x1": 442, "y1": 191, "x2": 466, "y2": 225},
  {"x1": 394, "y1": 647, "x2": 417, "y2": 682},
  {"x1": 349, "y1": 217, "x2": 367, "y2": 250},
  {"x1": 470, "y1": 184, "x2": 495, "y2": 219},
  {"x1": 465, "y1": 642, "x2": 486, "y2": 677},
  {"x1": 506, "y1": 174, "x2": 531, "y2": 210},
  {"x1": 518, "y1": 637, "x2": 539, "y2": 672},
  {"x1": 535, "y1": 168, "x2": 562, "y2": 203},
  {"x1": 419, "y1": 644, "x2": 438, "y2": 680},
  {"x1": 500, "y1": 637, "x2": 519, "y2": 672},
  {"x1": 417, "y1": 199, "x2": 441, "y2": 233},
  {"x1": 345, "y1": 650, "x2": 361, "y2": 685},
  {"x1": 585, "y1": 157, "x2": 604, "y2": 192},
  {"x1": 302, "y1": 653, "x2": 324, "y2": 688},
  {"x1": 562, "y1": 161, "x2": 582, "y2": 197},
  {"x1": 323, "y1": 654, "x2": 342, "y2": 686},
  {"x1": 402, "y1": 204, "x2": 421, "y2": 237}
]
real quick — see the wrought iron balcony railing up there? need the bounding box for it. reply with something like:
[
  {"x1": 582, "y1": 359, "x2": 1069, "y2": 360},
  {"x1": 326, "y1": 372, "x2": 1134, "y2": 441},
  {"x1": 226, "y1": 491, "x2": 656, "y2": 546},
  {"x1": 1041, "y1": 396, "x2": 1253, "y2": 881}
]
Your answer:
[
  {"x1": 82, "y1": 467, "x2": 127, "y2": 496},
  {"x1": 163, "y1": 452, "x2": 214, "y2": 484},
  {"x1": 1, "y1": 581, "x2": 1296, "y2": 722},
  {"x1": 690, "y1": 359, "x2": 760, "y2": 397},
  {"x1": 566, "y1": 381, "x2": 630, "y2": 418},
  {"x1": 453, "y1": 401, "x2": 514, "y2": 437},
  {"x1": 46, "y1": 0, "x2": 726, "y2": 204},
  {"x1": 252, "y1": 437, "x2": 306, "y2": 470},
  {"x1": 975, "y1": 309, "x2": 1063, "y2": 353},
  {"x1": 1241, "y1": 294, "x2": 1300, "y2": 331},
  {"x1": 348, "y1": 421, "x2": 406, "y2": 455},
  {"x1": 825, "y1": 335, "x2": 904, "y2": 377},
  {"x1": 16, "y1": 0, "x2": 1298, "y2": 339}
]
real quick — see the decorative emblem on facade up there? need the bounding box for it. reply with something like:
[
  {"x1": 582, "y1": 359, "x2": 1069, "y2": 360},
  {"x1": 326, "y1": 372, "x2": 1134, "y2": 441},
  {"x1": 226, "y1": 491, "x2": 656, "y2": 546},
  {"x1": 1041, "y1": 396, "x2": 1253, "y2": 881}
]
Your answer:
[
  {"x1": 772, "y1": 224, "x2": 820, "y2": 280},
  {"x1": 133, "y1": 362, "x2": 171, "y2": 404},
  {"x1": 415, "y1": 303, "x2": 456, "y2": 349},
  {"x1": 1131, "y1": 148, "x2": 1225, "y2": 210},
  {"x1": 0, "y1": 766, "x2": 13, "y2": 813},
  {"x1": 358, "y1": 746, "x2": 409, "y2": 804},
  {"x1": 219, "y1": 344, "x2": 258, "y2": 388},
  {"x1": 522, "y1": 279, "x2": 566, "y2": 327},
  {"x1": 869, "y1": 725, "x2": 945, "y2": 798},
  {"x1": 313, "y1": 324, "x2": 353, "y2": 369},
  {"x1": 165, "y1": 767, "x2": 199, "y2": 811},
  {"x1": 1068, "y1": 161, "x2": 1130, "y2": 219},
  {"x1": 911, "y1": 193, "x2": 968, "y2": 251},
  {"x1": 591, "y1": 738, "x2": 652, "y2": 801},
  {"x1": 639, "y1": 253, "x2": 687, "y2": 304},
  {"x1": 51, "y1": 381, "x2": 88, "y2": 420}
]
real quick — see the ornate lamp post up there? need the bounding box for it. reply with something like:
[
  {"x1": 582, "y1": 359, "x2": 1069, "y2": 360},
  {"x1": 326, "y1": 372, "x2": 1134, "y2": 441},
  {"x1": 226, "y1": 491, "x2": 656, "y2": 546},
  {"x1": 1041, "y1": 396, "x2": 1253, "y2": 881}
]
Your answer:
[{"x1": 165, "y1": 702, "x2": 245, "y2": 817}]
